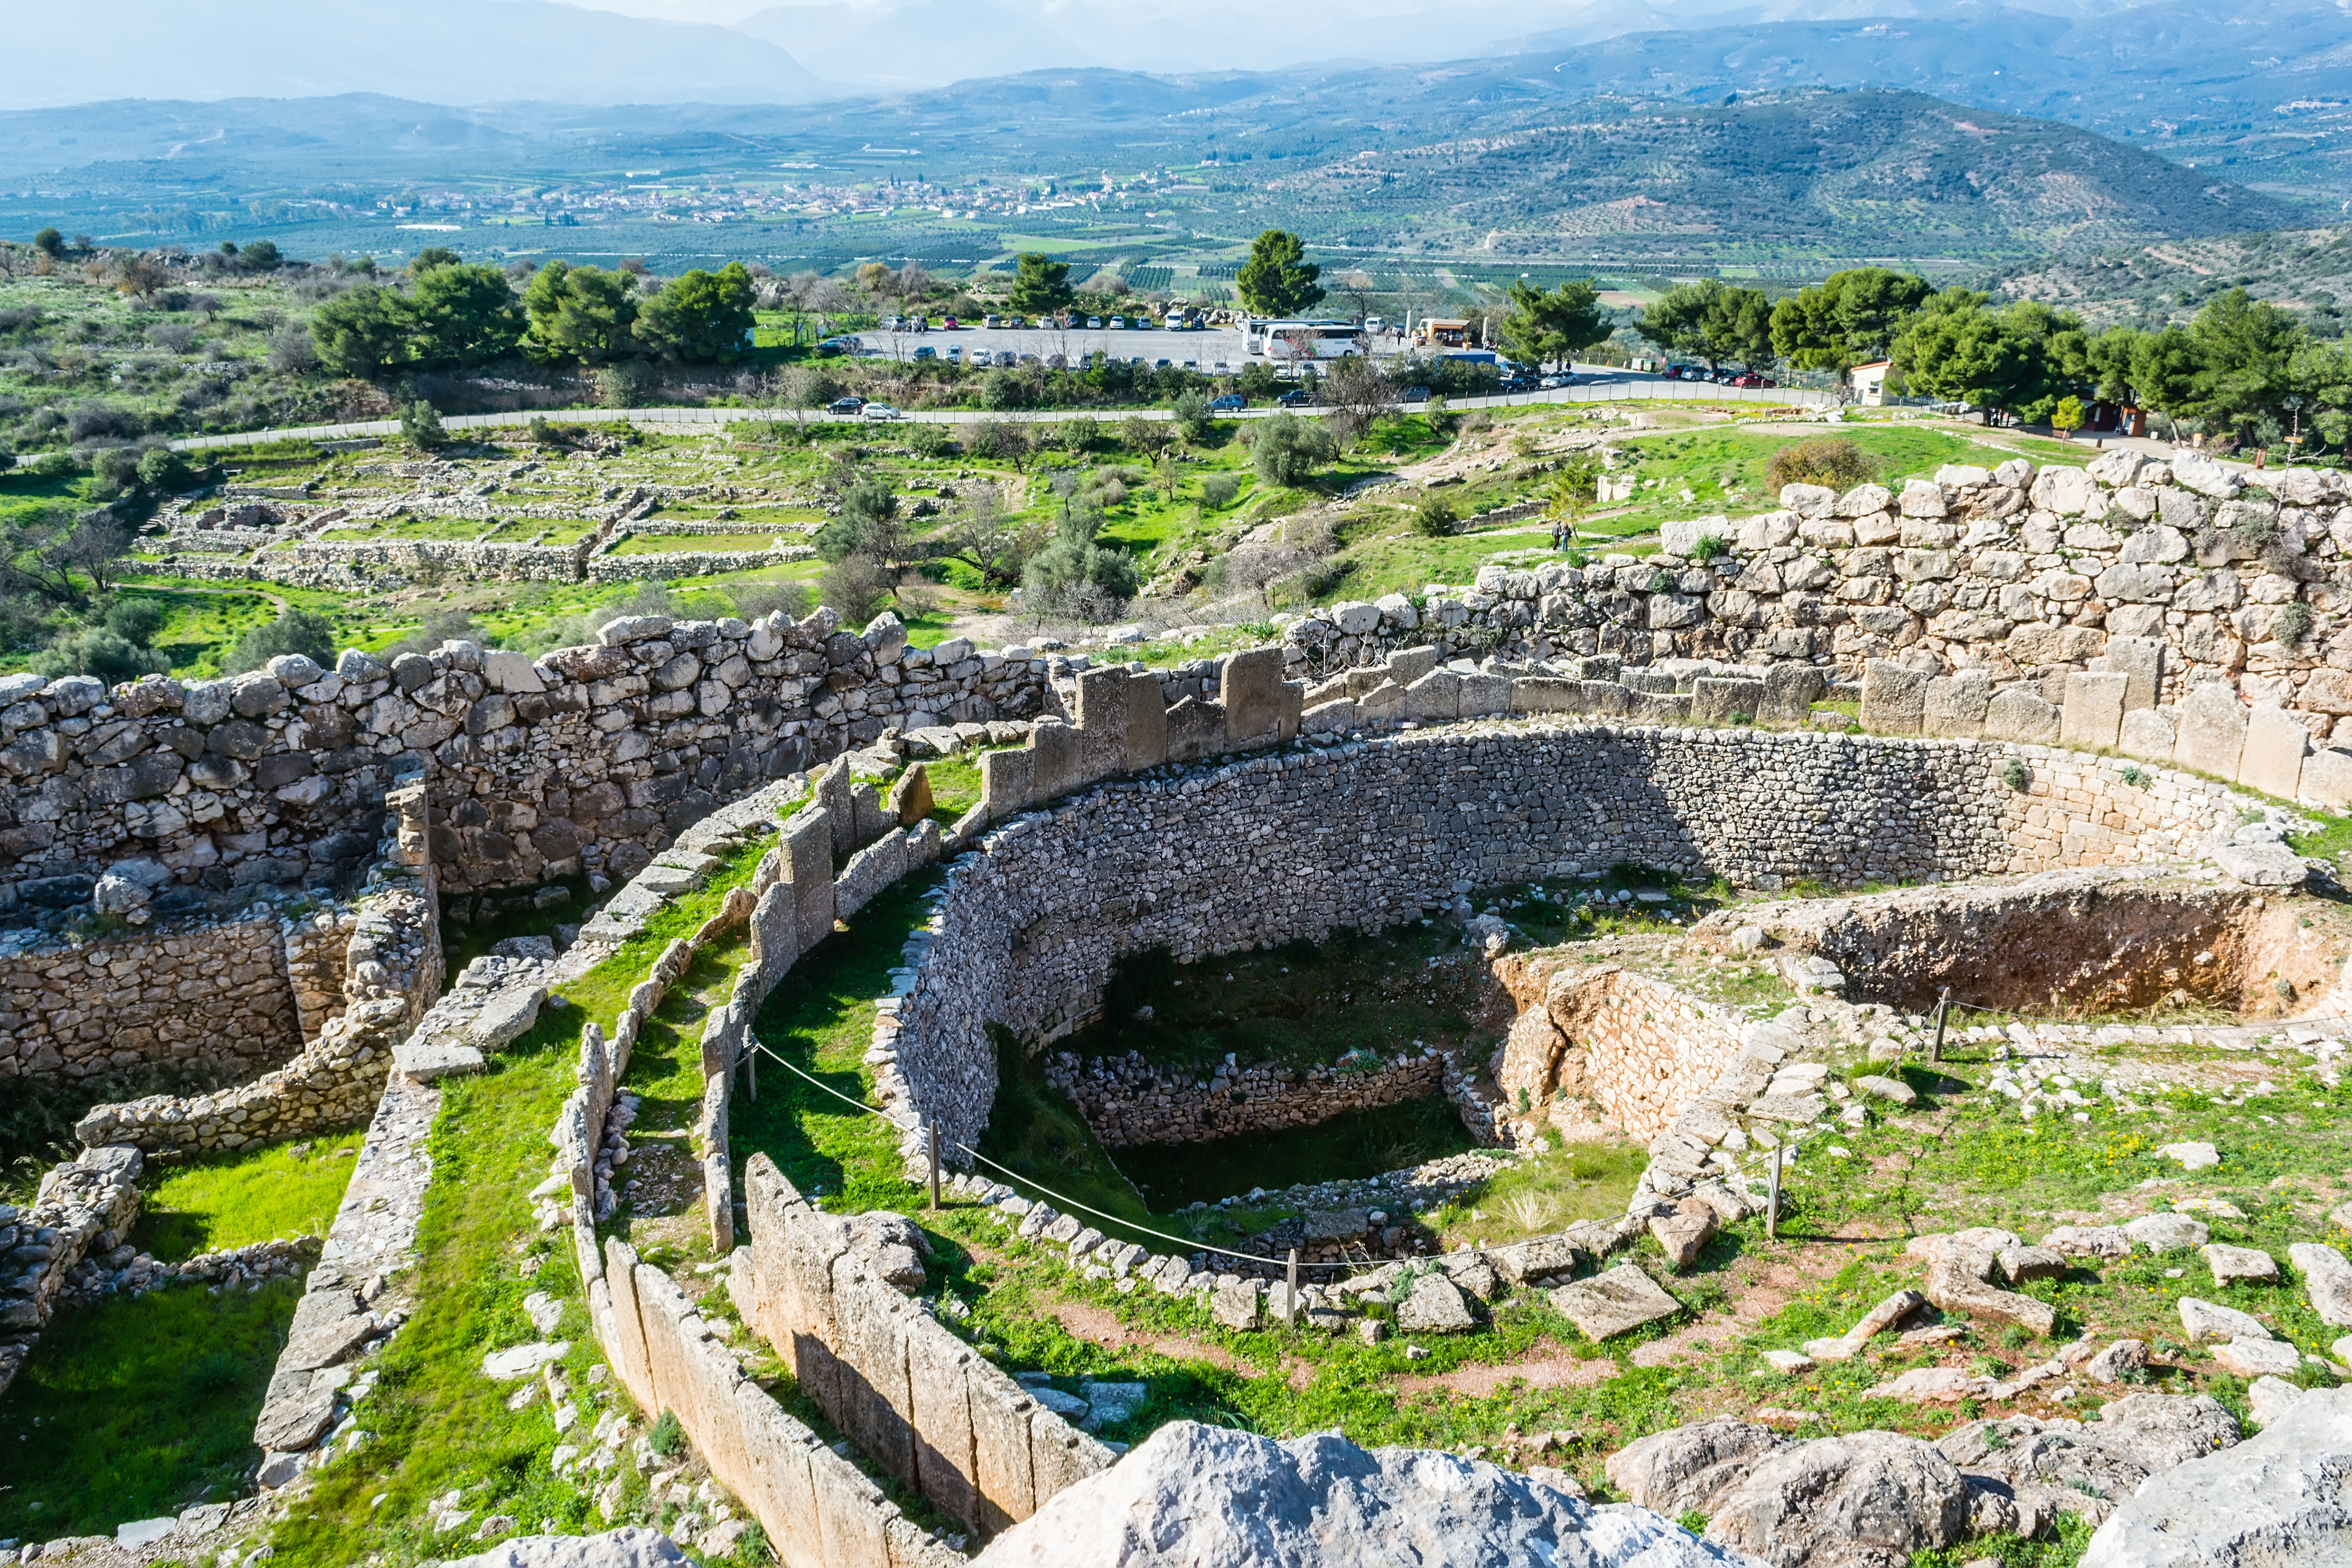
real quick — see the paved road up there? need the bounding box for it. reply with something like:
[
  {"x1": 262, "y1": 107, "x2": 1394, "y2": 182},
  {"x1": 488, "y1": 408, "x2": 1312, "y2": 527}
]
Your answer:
[{"x1": 1, "y1": 372, "x2": 1838, "y2": 463}]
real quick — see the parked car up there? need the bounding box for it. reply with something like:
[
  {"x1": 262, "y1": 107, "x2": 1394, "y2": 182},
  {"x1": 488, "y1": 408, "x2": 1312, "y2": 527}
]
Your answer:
[
  {"x1": 1165, "y1": 312, "x2": 1186, "y2": 330},
  {"x1": 1208, "y1": 393, "x2": 1246, "y2": 412},
  {"x1": 1538, "y1": 374, "x2": 1569, "y2": 389},
  {"x1": 1365, "y1": 315, "x2": 1386, "y2": 333},
  {"x1": 995, "y1": 351, "x2": 1019, "y2": 367},
  {"x1": 1729, "y1": 372, "x2": 1764, "y2": 389},
  {"x1": 1086, "y1": 317, "x2": 1102, "y2": 329},
  {"x1": 983, "y1": 314, "x2": 1002, "y2": 328},
  {"x1": 1155, "y1": 358, "x2": 1173, "y2": 371},
  {"x1": 1212, "y1": 361, "x2": 1233, "y2": 375},
  {"x1": 945, "y1": 346, "x2": 963, "y2": 364},
  {"x1": 942, "y1": 316, "x2": 959, "y2": 329},
  {"x1": 827, "y1": 396, "x2": 866, "y2": 416},
  {"x1": 1402, "y1": 385, "x2": 1430, "y2": 403},
  {"x1": 1108, "y1": 315, "x2": 1126, "y2": 329},
  {"x1": 815, "y1": 337, "x2": 859, "y2": 357},
  {"x1": 912, "y1": 346, "x2": 936, "y2": 361},
  {"x1": 861, "y1": 403, "x2": 905, "y2": 422},
  {"x1": 1277, "y1": 388, "x2": 1315, "y2": 408}
]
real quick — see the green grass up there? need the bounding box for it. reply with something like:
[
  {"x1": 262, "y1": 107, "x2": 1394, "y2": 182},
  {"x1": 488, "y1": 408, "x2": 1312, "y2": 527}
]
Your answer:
[
  {"x1": 1427, "y1": 1142, "x2": 1650, "y2": 1251},
  {"x1": 0, "y1": 1277, "x2": 301, "y2": 1537},
  {"x1": 132, "y1": 1140, "x2": 360, "y2": 1262},
  {"x1": 608, "y1": 533, "x2": 796, "y2": 557}
]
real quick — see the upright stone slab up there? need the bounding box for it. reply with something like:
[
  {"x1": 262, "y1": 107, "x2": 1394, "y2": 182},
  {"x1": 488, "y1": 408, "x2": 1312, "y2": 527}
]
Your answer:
[
  {"x1": 2174, "y1": 683, "x2": 2250, "y2": 780},
  {"x1": 2303, "y1": 747, "x2": 2352, "y2": 810},
  {"x1": 1404, "y1": 670, "x2": 1461, "y2": 721},
  {"x1": 603, "y1": 1238, "x2": 655, "y2": 1411},
  {"x1": 1220, "y1": 647, "x2": 1285, "y2": 743},
  {"x1": 885, "y1": 764, "x2": 932, "y2": 827},
  {"x1": 1627, "y1": 689, "x2": 1690, "y2": 725},
  {"x1": 816, "y1": 757, "x2": 856, "y2": 863},
  {"x1": 2119, "y1": 707, "x2": 2176, "y2": 765},
  {"x1": 1028, "y1": 721, "x2": 1085, "y2": 801},
  {"x1": 1511, "y1": 678, "x2": 1578, "y2": 714},
  {"x1": 1690, "y1": 676, "x2": 1765, "y2": 725},
  {"x1": 1760, "y1": 664, "x2": 1825, "y2": 726},
  {"x1": 1859, "y1": 660, "x2": 1929, "y2": 735},
  {"x1": 978, "y1": 744, "x2": 1034, "y2": 820},
  {"x1": 2061, "y1": 671, "x2": 2129, "y2": 752},
  {"x1": 2240, "y1": 705, "x2": 2311, "y2": 799},
  {"x1": 783, "y1": 808, "x2": 835, "y2": 955},
  {"x1": 967, "y1": 1368, "x2": 1039, "y2": 1531},
  {"x1": 904, "y1": 1323, "x2": 982, "y2": 1532},
  {"x1": 1164, "y1": 697, "x2": 1226, "y2": 762},
  {"x1": 1577, "y1": 680, "x2": 1633, "y2": 716},
  {"x1": 1277, "y1": 678, "x2": 1305, "y2": 741},
  {"x1": 1984, "y1": 688, "x2": 2060, "y2": 744},
  {"x1": 2096, "y1": 635, "x2": 2165, "y2": 712},
  {"x1": 1123, "y1": 671, "x2": 1168, "y2": 771},
  {"x1": 731, "y1": 1380, "x2": 824, "y2": 1568},
  {"x1": 1922, "y1": 671, "x2": 1993, "y2": 738},
  {"x1": 1074, "y1": 667, "x2": 1131, "y2": 783},
  {"x1": 1459, "y1": 672, "x2": 1512, "y2": 718}
]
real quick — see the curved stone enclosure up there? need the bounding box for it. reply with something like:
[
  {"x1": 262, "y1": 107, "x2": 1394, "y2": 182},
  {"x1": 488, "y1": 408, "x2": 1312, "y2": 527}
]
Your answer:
[{"x1": 888, "y1": 721, "x2": 2251, "y2": 1167}]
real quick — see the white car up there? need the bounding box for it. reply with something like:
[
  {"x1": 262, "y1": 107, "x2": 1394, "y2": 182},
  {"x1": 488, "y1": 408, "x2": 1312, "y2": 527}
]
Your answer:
[
  {"x1": 1108, "y1": 315, "x2": 1126, "y2": 329},
  {"x1": 861, "y1": 403, "x2": 905, "y2": 422},
  {"x1": 1087, "y1": 317, "x2": 1102, "y2": 329}
]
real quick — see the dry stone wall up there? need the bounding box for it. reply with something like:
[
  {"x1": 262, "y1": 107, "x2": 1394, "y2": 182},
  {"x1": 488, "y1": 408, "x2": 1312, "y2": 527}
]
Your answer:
[
  {"x1": 1492, "y1": 962, "x2": 1751, "y2": 1145},
  {"x1": 0, "y1": 914, "x2": 302, "y2": 1082},
  {"x1": 0, "y1": 1145, "x2": 142, "y2": 1398},
  {"x1": 0, "y1": 606, "x2": 1051, "y2": 916},
  {"x1": 1042, "y1": 1049, "x2": 1453, "y2": 1148},
  {"x1": 1284, "y1": 455, "x2": 2352, "y2": 779},
  {"x1": 886, "y1": 721, "x2": 2244, "y2": 1167}
]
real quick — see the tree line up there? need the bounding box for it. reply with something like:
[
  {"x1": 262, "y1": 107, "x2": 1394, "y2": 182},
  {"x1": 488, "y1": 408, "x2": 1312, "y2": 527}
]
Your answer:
[
  {"x1": 311, "y1": 249, "x2": 758, "y2": 379},
  {"x1": 1632, "y1": 266, "x2": 2351, "y2": 455}
]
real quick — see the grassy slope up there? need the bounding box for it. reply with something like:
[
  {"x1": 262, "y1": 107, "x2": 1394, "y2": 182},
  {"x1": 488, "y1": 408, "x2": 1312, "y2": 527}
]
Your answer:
[{"x1": 132, "y1": 1140, "x2": 360, "y2": 1262}]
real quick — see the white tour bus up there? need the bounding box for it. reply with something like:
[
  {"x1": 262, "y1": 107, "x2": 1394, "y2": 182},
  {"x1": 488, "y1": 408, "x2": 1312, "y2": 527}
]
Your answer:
[{"x1": 1245, "y1": 320, "x2": 1371, "y2": 361}]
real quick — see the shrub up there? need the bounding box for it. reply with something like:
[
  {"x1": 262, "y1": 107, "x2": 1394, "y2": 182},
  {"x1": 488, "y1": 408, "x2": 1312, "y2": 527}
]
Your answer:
[
  {"x1": 1245, "y1": 413, "x2": 1335, "y2": 489},
  {"x1": 1412, "y1": 495, "x2": 1458, "y2": 538},
  {"x1": 2119, "y1": 764, "x2": 2149, "y2": 787},
  {"x1": 648, "y1": 1410, "x2": 685, "y2": 1459},
  {"x1": 1764, "y1": 436, "x2": 1875, "y2": 495},
  {"x1": 1690, "y1": 533, "x2": 1729, "y2": 563},
  {"x1": 1200, "y1": 473, "x2": 1240, "y2": 509},
  {"x1": 398, "y1": 399, "x2": 446, "y2": 449},
  {"x1": 136, "y1": 447, "x2": 192, "y2": 492},
  {"x1": 2275, "y1": 601, "x2": 2314, "y2": 647},
  {"x1": 904, "y1": 423, "x2": 956, "y2": 459},
  {"x1": 31, "y1": 451, "x2": 78, "y2": 479},
  {"x1": 90, "y1": 447, "x2": 141, "y2": 495},
  {"x1": 1058, "y1": 416, "x2": 1103, "y2": 454},
  {"x1": 2002, "y1": 758, "x2": 2029, "y2": 791},
  {"x1": 223, "y1": 608, "x2": 337, "y2": 674},
  {"x1": 729, "y1": 580, "x2": 812, "y2": 623},
  {"x1": 816, "y1": 552, "x2": 894, "y2": 626}
]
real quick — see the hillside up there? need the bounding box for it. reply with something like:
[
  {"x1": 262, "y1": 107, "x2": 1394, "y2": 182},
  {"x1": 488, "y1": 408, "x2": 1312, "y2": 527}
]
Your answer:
[{"x1": 1993, "y1": 223, "x2": 2352, "y2": 332}]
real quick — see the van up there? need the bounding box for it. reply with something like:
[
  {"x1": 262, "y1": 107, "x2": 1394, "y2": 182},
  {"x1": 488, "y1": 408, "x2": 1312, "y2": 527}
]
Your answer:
[{"x1": 983, "y1": 314, "x2": 1002, "y2": 329}]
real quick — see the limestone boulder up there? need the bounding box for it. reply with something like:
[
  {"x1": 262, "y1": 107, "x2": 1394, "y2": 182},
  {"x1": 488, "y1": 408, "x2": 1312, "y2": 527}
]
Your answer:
[
  {"x1": 1704, "y1": 1429, "x2": 1970, "y2": 1568},
  {"x1": 445, "y1": 1531, "x2": 687, "y2": 1568},
  {"x1": 968, "y1": 1420, "x2": 1754, "y2": 1567},
  {"x1": 1607, "y1": 1417, "x2": 1782, "y2": 1518},
  {"x1": 1397, "y1": 1272, "x2": 1476, "y2": 1334},
  {"x1": 2290, "y1": 1243, "x2": 2352, "y2": 1328},
  {"x1": 2080, "y1": 1388, "x2": 2350, "y2": 1567}
]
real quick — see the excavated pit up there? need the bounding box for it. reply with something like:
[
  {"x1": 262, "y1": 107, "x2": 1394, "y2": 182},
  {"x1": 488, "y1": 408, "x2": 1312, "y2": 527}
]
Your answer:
[{"x1": 1695, "y1": 867, "x2": 2352, "y2": 1020}]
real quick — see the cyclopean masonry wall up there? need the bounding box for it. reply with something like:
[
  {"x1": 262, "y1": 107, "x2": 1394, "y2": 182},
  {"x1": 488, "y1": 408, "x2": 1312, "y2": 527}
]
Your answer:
[
  {"x1": 74, "y1": 777, "x2": 442, "y2": 1152},
  {"x1": 0, "y1": 606, "x2": 1053, "y2": 918},
  {"x1": 1282, "y1": 455, "x2": 2352, "y2": 787},
  {"x1": 883, "y1": 719, "x2": 2248, "y2": 1173},
  {"x1": 1489, "y1": 960, "x2": 1753, "y2": 1146}
]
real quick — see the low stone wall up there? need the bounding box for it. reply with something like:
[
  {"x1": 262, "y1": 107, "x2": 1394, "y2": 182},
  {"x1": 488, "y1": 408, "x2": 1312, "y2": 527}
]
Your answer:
[
  {"x1": 274, "y1": 534, "x2": 600, "y2": 585},
  {"x1": 887, "y1": 722, "x2": 2246, "y2": 1169},
  {"x1": 585, "y1": 545, "x2": 815, "y2": 582},
  {"x1": 741, "y1": 1156, "x2": 1114, "y2": 1540},
  {"x1": 0, "y1": 915, "x2": 302, "y2": 1082},
  {"x1": 75, "y1": 779, "x2": 442, "y2": 1152},
  {"x1": 1492, "y1": 962, "x2": 1752, "y2": 1145},
  {"x1": 0, "y1": 1146, "x2": 142, "y2": 1397},
  {"x1": 1043, "y1": 1049, "x2": 1450, "y2": 1147}
]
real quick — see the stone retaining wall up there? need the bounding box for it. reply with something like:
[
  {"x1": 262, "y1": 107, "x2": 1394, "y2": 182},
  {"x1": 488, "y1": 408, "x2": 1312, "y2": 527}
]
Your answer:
[
  {"x1": 74, "y1": 778, "x2": 442, "y2": 1151},
  {"x1": 0, "y1": 606, "x2": 1052, "y2": 914},
  {"x1": 1042, "y1": 1049, "x2": 1450, "y2": 1147},
  {"x1": 586, "y1": 545, "x2": 815, "y2": 582},
  {"x1": 0, "y1": 916, "x2": 302, "y2": 1082},
  {"x1": 886, "y1": 722, "x2": 2245, "y2": 1168},
  {"x1": 1284, "y1": 455, "x2": 2352, "y2": 763},
  {"x1": 1493, "y1": 962, "x2": 1752, "y2": 1145},
  {"x1": 0, "y1": 1146, "x2": 142, "y2": 1397}
]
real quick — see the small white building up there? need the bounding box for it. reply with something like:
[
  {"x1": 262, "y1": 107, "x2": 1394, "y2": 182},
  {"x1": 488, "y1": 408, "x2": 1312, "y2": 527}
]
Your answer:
[{"x1": 1850, "y1": 360, "x2": 1892, "y2": 405}]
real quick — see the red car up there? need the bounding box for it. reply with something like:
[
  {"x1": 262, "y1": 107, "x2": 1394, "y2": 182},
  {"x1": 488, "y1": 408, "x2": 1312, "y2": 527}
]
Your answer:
[
  {"x1": 1730, "y1": 372, "x2": 1765, "y2": 389},
  {"x1": 942, "y1": 316, "x2": 959, "y2": 329}
]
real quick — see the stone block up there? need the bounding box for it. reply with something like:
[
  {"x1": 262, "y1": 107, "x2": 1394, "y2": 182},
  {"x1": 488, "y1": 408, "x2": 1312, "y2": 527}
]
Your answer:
[
  {"x1": 1404, "y1": 670, "x2": 1461, "y2": 722},
  {"x1": 1459, "y1": 673, "x2": 1511, "y2": 718},
  {"x1": 1760, "y1": 663, "x2": 1826, "y2": 726},
  {"x1": 978, "y1": 744, "x2": 1034, "y2": 820},
  {"x1": 2119, "y1": 707, "x2": 2176, "y2": 764},
  {"x1": 1124, "y1": 671, "x2": 1168, "y2": 771},
  {"x1": 1985, "y1": 688, "x2": 2061, "y2": 744},
  {"x1": 816, "y1": 757, "x2": 856, "y2": 863},
  {"x1": 2302, "y1": 748, "x2": 2352, "y2": 810},
  {"x1": 2095, "y1": 635, "x2": 2164, "y2": 712},
  {"x1": 1278, "y1": 678, "x2": 1305, "y2": 741},
  {"x1": 1220, "y1": 647, "x2": 1285, "y2": 741},
  {"x1": 967, "y1": 1365, "x2": 1039, "y2": 1531},
  {"x1": 905, "y1": 1321, "x2": 981, "y2": 1532},
  {"x1": 1577, "y1": 680, "x2": 1633, "y2": 716},
  {"x1": 1922, "y1": 671, "x2": 1992, "y2": 738},
  {"x1": 1385, "y1": 646, "x2": 1439, "y2": 685},
  {"x1": 1509, "y1": 678, "x2": 1579, "y2": 714},
  {"x1": 1028, "y1": 721, "x2": 1085, "y2": 802},
  {"x1": 1548, "y1": 1264, "x2": 1683, "y2": 1340},
  {"x1": 1164, "y1": 697, "x2": 1226, "y2": 762},
  {"x1": 2239, "y1": 704, "x2": 2309, "y2": 799},
  {"x1": 1690, "y1": 677, "x2": 1765, "y2": 725},
  {"x1": 1628, "y1": 689, "x2": 1691, "y2": 725},
  {"x1": 784, "y1": 808, "x2": 836, "y2": 955},
  {"x1": 2060, "y1": 671, "x2": 2129, "y2": 752},
  {"x1": 1074, "y1": 667, "x2": 1130, "y2": 783},
  {"x1": 1859, "y1": 660, "x2": 1928, "y2": 735},
  {"x1": 1301, "y1": 698, "x2": 1357, "y2": 734},
  {"x1": 2174, "y1": 683, "x2": 2248, "y2": 780}
]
